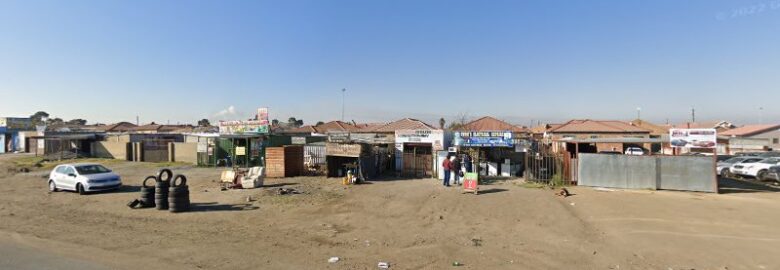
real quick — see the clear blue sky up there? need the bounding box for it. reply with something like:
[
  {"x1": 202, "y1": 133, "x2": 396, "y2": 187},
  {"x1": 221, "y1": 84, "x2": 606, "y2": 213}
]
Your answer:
[{"x1": 1, "y1": 0, "x2": 779, "y2": 126}]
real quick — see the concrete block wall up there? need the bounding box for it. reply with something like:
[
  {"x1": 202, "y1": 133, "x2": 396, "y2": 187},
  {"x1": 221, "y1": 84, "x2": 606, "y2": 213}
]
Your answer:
[
  {"x1": 91, "y1": 141, "x2": 129, "y2": 160},
  {"x1": 172, "y1": 142, "x2": 198, "y2": 165}
]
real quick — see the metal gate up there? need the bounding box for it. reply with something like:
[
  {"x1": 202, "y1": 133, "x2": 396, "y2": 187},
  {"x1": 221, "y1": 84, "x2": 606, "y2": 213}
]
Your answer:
[
  {"x1": 525, "y1": 145, "x2": 577, "y2": 185},
  {"x1": 142, "y1": 139, "x2": 171, "y2": 163}
]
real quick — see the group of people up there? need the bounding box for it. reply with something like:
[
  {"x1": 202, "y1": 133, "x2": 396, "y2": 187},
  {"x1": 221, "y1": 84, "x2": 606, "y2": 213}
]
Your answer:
[{"x1": 441, "y1": 154, "x2": 473, "y2": 187}]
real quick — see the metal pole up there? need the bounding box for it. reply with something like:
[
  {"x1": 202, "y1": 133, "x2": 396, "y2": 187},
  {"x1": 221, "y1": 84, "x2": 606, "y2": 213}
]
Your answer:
[{"x1": 341, "y1": 88, "x2": 346, "y2": 122}]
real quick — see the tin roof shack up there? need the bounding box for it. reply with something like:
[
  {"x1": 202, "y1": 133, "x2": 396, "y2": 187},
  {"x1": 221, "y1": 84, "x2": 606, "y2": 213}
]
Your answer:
[
  {"x1": 325, "y1": 130, "x2": 394, "y2": 180},
  {"x1": 454, "y1": 117, "x2": 531, "y2": 178},
  {"x1": 0, "y1": 117, "x2": 34, "y2": 153},
  {"x1": 545, "y1": 120, "x2": 652, "y2": 155},
  {"x1": 720, "y1": 124, "x2": 780, "y2": 154},
  {"x1": 265, "y1": 145, "x2": 304, "y2": 178},
  {"x1": 29, "y1": 132, "x2": 105, "y2": 160}
]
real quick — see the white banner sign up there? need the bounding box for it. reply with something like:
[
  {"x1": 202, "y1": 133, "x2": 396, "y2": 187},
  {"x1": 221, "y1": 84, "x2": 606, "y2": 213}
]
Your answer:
[{"x1": 669, "y1": 128, "x2": 717, "y2": 148}]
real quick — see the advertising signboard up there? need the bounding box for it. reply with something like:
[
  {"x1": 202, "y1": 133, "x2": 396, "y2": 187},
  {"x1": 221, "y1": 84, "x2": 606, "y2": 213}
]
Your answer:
[
  {"x1": 669, "y1": 128, "x2": 717, "y2": 148},
  {"x1": 0, "y1": 118, "x2": 33, "y2": 131},
  {"x1": 453, "y1": 131, "x2": 513, "y2": 147}
]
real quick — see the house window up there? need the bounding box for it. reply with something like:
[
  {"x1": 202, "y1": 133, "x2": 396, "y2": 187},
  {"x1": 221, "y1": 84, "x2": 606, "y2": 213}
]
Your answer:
[
  {"x1": 774, "y1": 138, "x2": 779, "y2": 144},
  {"x1": 590, "y1": 135, "x2": 599, "y2": 139}
]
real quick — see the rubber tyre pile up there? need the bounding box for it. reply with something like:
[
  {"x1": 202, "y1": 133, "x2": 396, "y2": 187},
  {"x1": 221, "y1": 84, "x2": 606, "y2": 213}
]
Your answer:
[
  {"x1": 155, "y1": 169, "x2": 172, "y2": 210},
  {"x1": 168, "y1": 174, "x2": 190, "y2": 213},
  {"x1": 139, "y1": 176, "x2": 157, "y2": 208},
  {"x1": 134, "y1": 168, "x2": 191, "y2": 213}
]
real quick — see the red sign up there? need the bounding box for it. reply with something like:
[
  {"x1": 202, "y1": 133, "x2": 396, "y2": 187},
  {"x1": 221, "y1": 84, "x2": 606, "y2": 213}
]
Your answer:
[{"x1": 463, "y1": 172, "x2": 478, "y2": 194}]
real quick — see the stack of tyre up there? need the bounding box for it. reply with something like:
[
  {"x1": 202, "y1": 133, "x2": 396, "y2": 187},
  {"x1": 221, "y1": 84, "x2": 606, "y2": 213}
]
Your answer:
[
  {"x1": 155, "y1": 169, "x2": 173, "y2": 210},
  {"x1": 139, "y1": 176, "x2": 157, "y2": 208},
  {"x1": 168, "y1": 174, "x2": 190, "y2": 213}
]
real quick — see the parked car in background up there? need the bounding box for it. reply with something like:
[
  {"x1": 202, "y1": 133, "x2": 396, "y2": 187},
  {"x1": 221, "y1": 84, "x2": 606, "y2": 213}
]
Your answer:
[
  {"x1": 48, "y1": 164, "x2": 122, "y2": 195},
  {"x1": 767, "y1": 166, "x2": 780, "y2": 182},
  {"x1": 717, "y1": 157, "x2": 750, "y2": 176},
  {"x1": 624, "y1": 147, "x2": 645, "y2": 156},
  {"x1": 735, "y1": 151, "x2": 780, "y2": 158},
  {"x1": 716, "y1": 155, "x2": 735, "y2": 162},
  {"x1": 737, "y1": 158, "x2": 780, "y2": 180},
  {"x1": 598, "y1": 151, "x2": 622, "y2": 155},
  {"x1": 728, "y1": 158, "x2": 767, "y2": 178}
]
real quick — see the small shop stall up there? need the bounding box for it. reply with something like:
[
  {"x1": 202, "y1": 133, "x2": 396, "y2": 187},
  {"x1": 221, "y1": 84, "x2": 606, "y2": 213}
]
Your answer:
[
  {"x1": 453, "y1": 131, "x2": 527, "y2": 177},
  {"x1": 324, "y1": 132, "x2": 394, "y2": 180},
  {"x1": 394, "y1": 129, "x2": 451, "y2": 178}
]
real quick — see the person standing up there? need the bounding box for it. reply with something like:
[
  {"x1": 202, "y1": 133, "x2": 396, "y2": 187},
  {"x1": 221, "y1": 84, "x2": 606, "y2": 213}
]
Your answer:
[
  {"x1": 451, "y1": 155, "x2": 462, "y2": 185},
  {"x1": 442, "y1": 156, "x2": 452, "y2": 186},
  {"x1": 463, "y1": 154, "x2": 473, "y2": 173}
]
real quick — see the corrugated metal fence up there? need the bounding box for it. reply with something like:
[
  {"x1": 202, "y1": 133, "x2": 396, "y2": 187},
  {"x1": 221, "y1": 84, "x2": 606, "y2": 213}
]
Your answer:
[{"x1": 578, "y1": 153, "x2": 716, "y2": 192}]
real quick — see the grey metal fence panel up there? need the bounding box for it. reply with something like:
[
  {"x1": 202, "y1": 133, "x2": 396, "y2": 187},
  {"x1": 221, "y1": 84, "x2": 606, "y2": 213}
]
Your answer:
[
  {"x1": 657, "y1": 156, "x2": 716, "y2": 192},
  {"x1": 578, "y1": 154, "x2": 657, "y2": 189},
  {"x1": 577, "y1": 154, "x2": 716, "y2": 192}
]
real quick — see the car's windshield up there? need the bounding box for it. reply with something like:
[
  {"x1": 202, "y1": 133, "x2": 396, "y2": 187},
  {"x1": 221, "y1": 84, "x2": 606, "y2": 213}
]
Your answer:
[
  {"x1": 75, "y1": 165, "x2": 111, "y2": 175},
  {"x1": 742, "y1": 158, "x2": 763, "y2": 163},
  {"x1": 723, "y1": 157, "x2": 746, "y2": 163},
  {"x1": 760, "y1": 158, "x2": 779, "y2": 164}
]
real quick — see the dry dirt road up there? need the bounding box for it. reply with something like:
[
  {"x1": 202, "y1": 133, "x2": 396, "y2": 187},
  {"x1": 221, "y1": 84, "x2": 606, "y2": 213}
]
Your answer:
[{"x1": 1, "y1": 154, "x2": 779, "y2": 269}]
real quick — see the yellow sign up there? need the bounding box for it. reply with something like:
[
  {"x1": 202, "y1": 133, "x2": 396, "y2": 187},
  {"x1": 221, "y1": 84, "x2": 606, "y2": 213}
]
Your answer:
[{"x1": 235, "y1": 147, "x2": 246, "y2": 156}]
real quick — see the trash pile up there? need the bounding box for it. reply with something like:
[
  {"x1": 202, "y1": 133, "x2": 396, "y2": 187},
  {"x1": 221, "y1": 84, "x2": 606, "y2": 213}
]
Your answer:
[
  {"x1": 276, "y1": 188, "x2": 301, "y2": 195},
  {"x1": 127, "y1": 168, "x2": 191, "y2": 213}
]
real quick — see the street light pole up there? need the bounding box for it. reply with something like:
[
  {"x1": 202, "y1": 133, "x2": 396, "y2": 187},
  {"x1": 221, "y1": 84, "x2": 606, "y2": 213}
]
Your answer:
[
  {"x1": 637, "y1": 107, "x2": 641, "y2": 120},
  {"x1": 759, "y1": 107, "x2": 764, "y2": 124},
  {"x1": 341, "y1": 88, "x2": 346, "y2": 122}
]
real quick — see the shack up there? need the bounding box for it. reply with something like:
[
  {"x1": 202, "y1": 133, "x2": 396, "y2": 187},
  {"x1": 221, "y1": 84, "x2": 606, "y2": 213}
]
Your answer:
[
  {"x1": 394, "y1": 129, "x2": 451, "y2": 178},
  {"x1": 324, "y1": 132, "x2": 393, "y2": 179},
  {"x1": 265, "y1": 145, "x2": 304, "y2": 178}
]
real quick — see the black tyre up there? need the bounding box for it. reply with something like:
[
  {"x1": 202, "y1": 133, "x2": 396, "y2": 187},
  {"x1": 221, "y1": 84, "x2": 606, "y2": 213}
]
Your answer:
[
  {"x1": 157, "y1": 169, "x2": 173, "y2": 183},
  {"x1": 757, "y1": 170, "x2": 768, "y2": 181},
  {"x1": 171, "y1": 174, "x2": 187, "y2": 187},
  {"x1": 143, "y1": 176, "x2": 157, "y2": 188},
  {"x1": 77, "y1": 183, "x2": 86, "y2": 195},
  {"x1": 720, "y1": 168, "x2": 729, "y2": 178}
]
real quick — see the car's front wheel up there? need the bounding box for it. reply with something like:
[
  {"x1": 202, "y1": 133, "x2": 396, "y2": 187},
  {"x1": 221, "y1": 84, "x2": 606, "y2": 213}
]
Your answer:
[
  {"x1": 76, "y1": 183, "x2": 86, "y2": 195},
  {"x1": 48, "y1": 180, "x2": 58, "y2": 192}
]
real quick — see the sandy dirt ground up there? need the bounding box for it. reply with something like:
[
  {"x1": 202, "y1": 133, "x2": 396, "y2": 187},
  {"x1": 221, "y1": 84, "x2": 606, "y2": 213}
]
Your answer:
[{"x1": 1, "y1": 154, "x2": 779, "y2": 270}]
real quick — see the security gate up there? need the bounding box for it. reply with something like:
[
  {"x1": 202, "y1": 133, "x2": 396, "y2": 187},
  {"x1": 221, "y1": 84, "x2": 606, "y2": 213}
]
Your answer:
[{"x1": 525, "y1": 145, "x2": 577, "y2": 185}]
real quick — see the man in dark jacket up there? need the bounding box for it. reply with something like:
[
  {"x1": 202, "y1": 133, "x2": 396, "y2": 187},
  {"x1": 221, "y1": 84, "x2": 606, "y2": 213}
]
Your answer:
[{"x1": 463, "y1": 154, "x2": 473, "y2": 173}]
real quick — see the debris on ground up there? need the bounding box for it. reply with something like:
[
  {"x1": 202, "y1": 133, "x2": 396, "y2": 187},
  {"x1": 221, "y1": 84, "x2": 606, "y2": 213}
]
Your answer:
[
  {"x1": 378, "y1": 262, "x2": 390, "y2": 269},
  {"x1": 594, "y1": 187, "x2": 615, "y2": 192},
  {"x1": 277, "y1": 188, "x2": 301, "y2": 195},
  {"x1": 328, "y1": 257, "x2": 340, "y2": 263},
  {"x1": 555, "y1": 188, "x2": 570, "y2": 197},
  {"x1": 471, "y1": 238, "x2": 482, "y2": 247},
  {"x1": 570, "y1": 202, "x2": 576, "y2": 206},
  {"x1": 126, "y1": 199, "x2": 141, "y2": 209},
  {"x1": 246, "y1": 196, "x2": 254, "y2": 202},
  {"x1": 453, "y1": 261, "x2": 463, "y2": 266}
]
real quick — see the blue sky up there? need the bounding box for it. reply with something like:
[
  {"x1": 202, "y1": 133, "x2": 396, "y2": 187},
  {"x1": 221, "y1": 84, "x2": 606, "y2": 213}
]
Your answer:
[{"x1": 1, "y1": 0, "x2": 779, "y2": 126}]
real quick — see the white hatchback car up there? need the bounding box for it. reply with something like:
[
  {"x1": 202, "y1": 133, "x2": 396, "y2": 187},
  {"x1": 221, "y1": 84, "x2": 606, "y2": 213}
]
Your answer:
[
  {"x1": 624, "y1": 147, "x2": 645, "y2": 156},
  {"x1": 48, "y1": 163, "x2": 122, "y2": 194}
]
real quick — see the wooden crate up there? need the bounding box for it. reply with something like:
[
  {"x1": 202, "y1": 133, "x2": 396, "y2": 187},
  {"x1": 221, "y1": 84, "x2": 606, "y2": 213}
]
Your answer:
[{"x1": 265, "y1": 145, "x2": 304, "y2": 178}]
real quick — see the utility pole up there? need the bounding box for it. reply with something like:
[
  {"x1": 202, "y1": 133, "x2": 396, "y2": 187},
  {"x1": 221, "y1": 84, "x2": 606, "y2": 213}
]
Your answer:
[
  {"x1": 759, "y1": 107, "x2": 764, "y2": 124},
  {"x1": 136, "y1": 115, "x2": 139, "y2": 126},
  {"x1": 691, "y1": 107, "x2": 696, "y2": 123},
  {"x1": 637, "y1": 107, "x2": 641, "y2": 120},
  {"x1": 341, "y1": 88, "x2": 346, "y2": 122}
]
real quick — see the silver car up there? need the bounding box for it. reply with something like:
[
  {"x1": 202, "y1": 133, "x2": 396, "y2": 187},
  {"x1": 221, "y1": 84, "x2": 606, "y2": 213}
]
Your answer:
[{"x1": 48, "y1": 163, "x2": 122, "y2": 195}]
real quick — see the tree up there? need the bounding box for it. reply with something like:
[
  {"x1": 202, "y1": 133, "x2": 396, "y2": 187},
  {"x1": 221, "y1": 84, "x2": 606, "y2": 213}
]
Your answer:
[
  {"x1": 46, "y1": 118, "x2": 64, "y2": 126},
  {"x1": 316, "y1": 121, "x2": 325, "y2": 126},
  {"x1": 271, "y1": 119, "x2": 280, "y2": 126},
  {"x1": 30, "y1": 111, "x2": 50, "y2": 125},
  {"x1": 66, "y1": 119, "x2": 87, "y2": 125},
  {"x1": 197, "y1": 119, "x2": 211, "y2": 127},
  {"x1": 439, "y1": 118, "x2": 446, "y2": 129},
  {"x1": 287, "y1": 117, "x2": 303, "y2": 128},
  {"x1": 447, "y1": 113, "x2": 470, "y2": 130}
]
